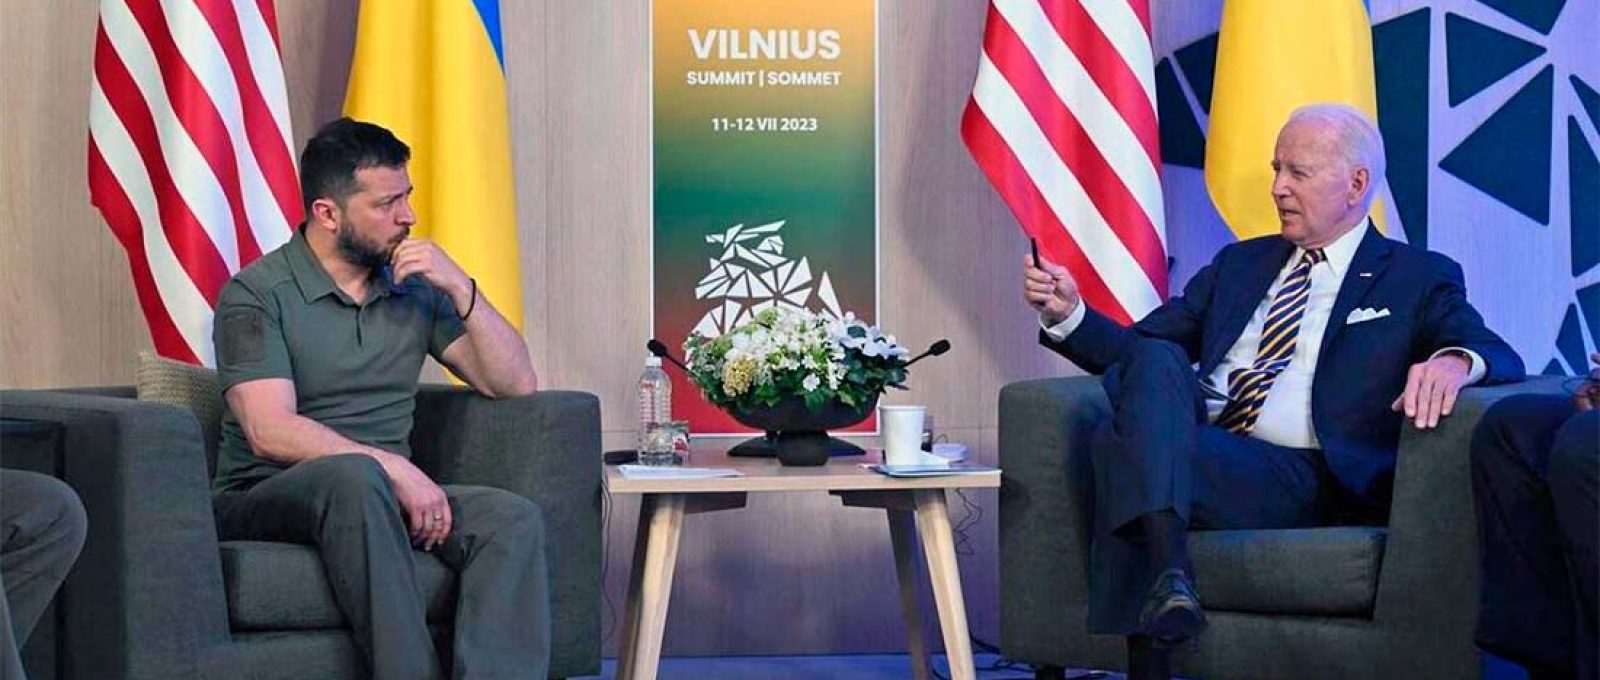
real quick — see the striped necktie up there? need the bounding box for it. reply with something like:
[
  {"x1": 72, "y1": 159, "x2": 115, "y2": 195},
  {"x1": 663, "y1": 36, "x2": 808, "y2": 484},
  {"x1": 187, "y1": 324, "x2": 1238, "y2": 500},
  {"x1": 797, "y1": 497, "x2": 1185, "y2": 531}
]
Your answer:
[{"x1": 1216, "y1": 248, "x2": 1328, "y2": 435}]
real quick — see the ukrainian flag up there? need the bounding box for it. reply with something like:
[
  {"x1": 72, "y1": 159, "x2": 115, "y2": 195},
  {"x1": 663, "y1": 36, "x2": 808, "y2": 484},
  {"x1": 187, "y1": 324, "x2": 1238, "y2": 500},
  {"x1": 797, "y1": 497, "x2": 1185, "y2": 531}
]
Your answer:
[
  {"x1": 344, "y1": 0, "x2": 523, "y2": 330},
  {"x1": 1204, "y1": 0, "x2": 1386, "y2": 240}
]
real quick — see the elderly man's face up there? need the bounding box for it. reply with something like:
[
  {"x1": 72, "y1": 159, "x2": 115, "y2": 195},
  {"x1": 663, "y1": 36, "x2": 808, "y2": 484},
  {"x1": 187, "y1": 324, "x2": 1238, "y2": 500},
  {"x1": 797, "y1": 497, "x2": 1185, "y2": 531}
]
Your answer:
[{"x1": 1270, "y1": 120, "x2": 1368, "y2": 248}]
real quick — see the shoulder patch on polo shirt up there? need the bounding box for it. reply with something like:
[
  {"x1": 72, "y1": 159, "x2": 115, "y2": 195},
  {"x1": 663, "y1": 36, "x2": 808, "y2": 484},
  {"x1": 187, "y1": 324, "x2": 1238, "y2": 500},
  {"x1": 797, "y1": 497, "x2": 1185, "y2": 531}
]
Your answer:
[{"x1": 219, "y1": 308, "x2": 266, "y2": 364}]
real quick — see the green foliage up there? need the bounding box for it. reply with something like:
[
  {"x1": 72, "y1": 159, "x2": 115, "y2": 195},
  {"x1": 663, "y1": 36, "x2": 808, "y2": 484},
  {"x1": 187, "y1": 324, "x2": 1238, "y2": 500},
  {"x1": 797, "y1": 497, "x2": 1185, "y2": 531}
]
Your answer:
[{"x1": 683, "y1": 306, "x2": 911, "y2": 413}]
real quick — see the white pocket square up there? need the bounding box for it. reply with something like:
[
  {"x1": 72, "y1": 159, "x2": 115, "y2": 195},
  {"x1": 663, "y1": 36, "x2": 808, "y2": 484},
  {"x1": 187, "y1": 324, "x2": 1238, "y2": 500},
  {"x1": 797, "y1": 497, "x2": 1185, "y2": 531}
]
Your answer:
[{"x1": 1346, "y1": 307, "x2": 1391, "y2": 325}]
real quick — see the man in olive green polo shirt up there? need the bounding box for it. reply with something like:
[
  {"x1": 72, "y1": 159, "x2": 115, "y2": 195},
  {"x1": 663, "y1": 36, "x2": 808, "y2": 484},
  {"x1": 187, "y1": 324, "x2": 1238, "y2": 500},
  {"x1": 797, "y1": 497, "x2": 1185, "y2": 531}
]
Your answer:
[{"x1": 211, "y1": 118, "x2": 545, "y2": 680}]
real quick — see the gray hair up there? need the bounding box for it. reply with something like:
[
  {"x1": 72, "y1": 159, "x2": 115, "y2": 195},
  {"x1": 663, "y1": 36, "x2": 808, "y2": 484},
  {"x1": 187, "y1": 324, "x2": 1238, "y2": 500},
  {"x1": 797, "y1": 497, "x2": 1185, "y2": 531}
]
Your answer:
[{"x1": 1285, "y1": 103, "x2": 1386, "y2": 208}]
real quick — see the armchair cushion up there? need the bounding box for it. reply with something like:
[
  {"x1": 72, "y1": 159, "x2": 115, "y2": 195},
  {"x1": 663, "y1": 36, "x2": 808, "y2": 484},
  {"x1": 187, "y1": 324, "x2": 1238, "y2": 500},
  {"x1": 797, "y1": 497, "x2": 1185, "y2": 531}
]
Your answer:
[
  {"x1": 1190, "y1": 526, "x2": 1385, "y2": 616},
  {"x1": 219, "y1": 541, "x2": 457, "y2": 630}
]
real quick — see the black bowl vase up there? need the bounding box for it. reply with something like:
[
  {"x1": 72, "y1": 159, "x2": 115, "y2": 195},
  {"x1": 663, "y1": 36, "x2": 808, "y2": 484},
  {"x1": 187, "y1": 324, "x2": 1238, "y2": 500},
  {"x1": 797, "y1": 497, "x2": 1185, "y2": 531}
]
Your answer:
[{"x1": 726, "y1": 395, "x2": 877, "y2": 466}]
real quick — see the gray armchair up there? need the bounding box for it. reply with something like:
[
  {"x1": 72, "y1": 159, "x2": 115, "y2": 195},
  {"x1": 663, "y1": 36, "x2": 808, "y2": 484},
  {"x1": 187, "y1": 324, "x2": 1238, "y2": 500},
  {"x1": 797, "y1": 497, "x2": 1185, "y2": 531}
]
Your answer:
[
  {"x1": 0, "y1": 385, "x2": 602, "y2": 680},
  {"x1": 997, "y1": 375, "x2": 1565, "y2": 680}
]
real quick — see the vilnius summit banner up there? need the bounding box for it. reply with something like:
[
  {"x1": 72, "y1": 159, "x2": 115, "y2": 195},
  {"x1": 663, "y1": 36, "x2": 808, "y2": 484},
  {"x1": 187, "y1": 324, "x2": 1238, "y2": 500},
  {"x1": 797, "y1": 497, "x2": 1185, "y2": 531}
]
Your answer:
[{"x1": 653, "y1": 1, "x2": 878, "y2": 435}]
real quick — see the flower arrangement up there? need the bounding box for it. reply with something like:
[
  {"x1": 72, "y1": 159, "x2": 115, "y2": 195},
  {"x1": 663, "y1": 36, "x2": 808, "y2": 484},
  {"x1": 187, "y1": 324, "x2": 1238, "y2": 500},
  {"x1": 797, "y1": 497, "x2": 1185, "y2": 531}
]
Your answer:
[{"x1": 684, "y1": 306, "x2": 910, "y2": 413}]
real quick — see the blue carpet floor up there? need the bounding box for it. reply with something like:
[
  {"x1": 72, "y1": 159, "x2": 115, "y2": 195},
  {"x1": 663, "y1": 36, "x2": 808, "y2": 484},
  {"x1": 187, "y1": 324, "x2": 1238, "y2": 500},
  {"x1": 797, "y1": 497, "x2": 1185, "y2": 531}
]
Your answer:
[
  {"x1": 573, "y1": 654, "x2": 1115, "y2": 679},
  {"x1": 572, "y1": 651, "x2": 1535, "y2": 679}
]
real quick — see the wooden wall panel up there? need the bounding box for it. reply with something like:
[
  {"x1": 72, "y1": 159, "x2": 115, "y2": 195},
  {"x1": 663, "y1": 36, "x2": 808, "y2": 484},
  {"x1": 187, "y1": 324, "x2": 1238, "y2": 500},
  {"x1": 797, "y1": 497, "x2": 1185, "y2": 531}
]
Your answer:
[
  {"x1": 0, "y1": 0, "x2": 1072, "y2": 656},
  {"x1": 876, "y1": 0, "x2": 1074, "y2": 435},
  {"x1": 0, "y1": 2, "x2": 145, "y2": 387},
  {"x1": 535, "y1": 0, "x2": 656, "y2": 422}
]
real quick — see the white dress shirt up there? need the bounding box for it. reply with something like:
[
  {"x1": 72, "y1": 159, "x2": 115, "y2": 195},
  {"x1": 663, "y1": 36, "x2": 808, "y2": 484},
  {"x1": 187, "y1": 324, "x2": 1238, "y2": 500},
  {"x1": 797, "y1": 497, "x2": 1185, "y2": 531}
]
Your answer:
[{"x1": 1043, "y1": 219, "x2": 1485, "y2": 449}]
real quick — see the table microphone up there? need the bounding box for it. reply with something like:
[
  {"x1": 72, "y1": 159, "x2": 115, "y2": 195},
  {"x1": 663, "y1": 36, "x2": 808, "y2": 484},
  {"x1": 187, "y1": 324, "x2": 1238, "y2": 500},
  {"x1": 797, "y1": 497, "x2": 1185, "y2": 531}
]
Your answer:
[
  {"x1": 904, "y1": 339, "x2": 951, "y2": 367},
  {"x1": 646, "y1": 339, "x2": 691, "y2": 372}
]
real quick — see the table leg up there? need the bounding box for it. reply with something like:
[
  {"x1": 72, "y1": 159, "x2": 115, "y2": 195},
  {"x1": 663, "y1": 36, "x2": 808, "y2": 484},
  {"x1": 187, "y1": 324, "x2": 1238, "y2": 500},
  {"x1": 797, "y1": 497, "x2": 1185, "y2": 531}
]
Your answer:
[
  {"x1": 914, "y1": 489, "x2": 975, "y2": 680},
  {"x1": 615, "y1": 493, "x2": 687, "y2": 680},
  {"x1": 888, "y1": 507, "x2": 933, "y2": 680}
]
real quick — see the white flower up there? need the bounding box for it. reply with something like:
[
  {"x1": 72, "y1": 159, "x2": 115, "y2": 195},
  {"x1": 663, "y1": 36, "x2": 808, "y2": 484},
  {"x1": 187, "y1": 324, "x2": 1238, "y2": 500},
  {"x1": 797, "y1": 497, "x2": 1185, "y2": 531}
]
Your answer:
[{"x1": 686, "y1": 305, "x2": 916, "y2": 408}]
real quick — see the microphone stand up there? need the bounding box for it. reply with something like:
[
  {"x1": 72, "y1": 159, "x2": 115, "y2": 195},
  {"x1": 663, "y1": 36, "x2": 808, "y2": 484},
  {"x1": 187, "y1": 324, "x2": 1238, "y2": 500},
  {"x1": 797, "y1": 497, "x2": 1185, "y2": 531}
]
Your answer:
[{"x1": 645, "y1": 339, "x2": 691, "y2": 373}]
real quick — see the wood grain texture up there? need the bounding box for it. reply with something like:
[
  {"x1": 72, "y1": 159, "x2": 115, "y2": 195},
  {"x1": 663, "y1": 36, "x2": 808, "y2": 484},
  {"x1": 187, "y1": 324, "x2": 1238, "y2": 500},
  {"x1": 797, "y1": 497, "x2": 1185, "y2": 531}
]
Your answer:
[
  {"x1": 1, "y1": 0, "x2": 1058, "y2": 656},
  {"x1": 616, "y1": 493, "x2": 687, "y2": 680},
  {"x1": 597, "y1": 426, "x2": 999, "y2": 656},
  {"x1": 888, "y1": 507, "x2": 933, "y2": 680},
  {"x1": 915, "y1": 489, "x2": 976, "y2": 680},
  {"x1": 616, "y1": 485, "x2": 982, "y2": 679},
  {"x1": 0, "y1": 2, "x2": 145, "y2": 387},
  {"x1": 605, "y1": 449, "x2": 998, "y2": 494}
]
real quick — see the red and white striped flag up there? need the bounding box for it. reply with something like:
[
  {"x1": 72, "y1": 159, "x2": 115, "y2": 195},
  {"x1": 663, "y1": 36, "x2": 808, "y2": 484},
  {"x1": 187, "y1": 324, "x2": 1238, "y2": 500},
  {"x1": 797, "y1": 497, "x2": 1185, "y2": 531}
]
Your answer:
[
  {"x1": 962, "y1": 0, "x2": 1167, "y2": 325},
  {"x1": 89, "y1": 0, "x2": 301, "y2": 366}
]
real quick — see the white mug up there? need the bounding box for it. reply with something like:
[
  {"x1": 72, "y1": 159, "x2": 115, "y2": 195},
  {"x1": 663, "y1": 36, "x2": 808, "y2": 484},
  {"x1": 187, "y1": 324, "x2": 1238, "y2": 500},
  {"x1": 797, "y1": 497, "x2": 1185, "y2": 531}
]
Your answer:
[{"x1": 879, "y1": 405, "x2": 927, "y2": 466}]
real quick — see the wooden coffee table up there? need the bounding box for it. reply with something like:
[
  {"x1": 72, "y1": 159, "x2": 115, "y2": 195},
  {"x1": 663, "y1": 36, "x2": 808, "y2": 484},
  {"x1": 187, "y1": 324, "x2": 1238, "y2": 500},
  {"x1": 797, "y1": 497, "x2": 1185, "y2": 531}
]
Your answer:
[{"x1": 607, "y1": 449, "x2": 999, "y2": 680}]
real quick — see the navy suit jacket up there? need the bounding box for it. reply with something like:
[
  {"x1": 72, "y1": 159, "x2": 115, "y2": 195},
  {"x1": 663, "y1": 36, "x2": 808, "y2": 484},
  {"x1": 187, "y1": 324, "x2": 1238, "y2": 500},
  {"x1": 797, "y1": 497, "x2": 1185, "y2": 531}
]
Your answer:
[{"x1": 1041, "y1": 226, "x2": 1524, "y2": 511}]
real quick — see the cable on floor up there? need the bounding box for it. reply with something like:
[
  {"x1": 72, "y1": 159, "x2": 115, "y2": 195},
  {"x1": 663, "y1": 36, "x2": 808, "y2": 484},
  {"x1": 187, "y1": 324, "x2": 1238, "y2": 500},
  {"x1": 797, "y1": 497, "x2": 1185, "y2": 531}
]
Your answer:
[{"x1": 599, "y1": 471, "x2": 616, "y2": 646}]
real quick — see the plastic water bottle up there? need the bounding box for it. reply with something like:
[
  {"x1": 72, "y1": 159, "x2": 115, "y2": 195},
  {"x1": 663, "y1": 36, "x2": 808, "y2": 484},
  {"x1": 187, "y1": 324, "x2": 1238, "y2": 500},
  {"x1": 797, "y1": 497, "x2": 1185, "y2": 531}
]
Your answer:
[{"x1": 637, "y1": 356, "x2": 671, "y2": 451}]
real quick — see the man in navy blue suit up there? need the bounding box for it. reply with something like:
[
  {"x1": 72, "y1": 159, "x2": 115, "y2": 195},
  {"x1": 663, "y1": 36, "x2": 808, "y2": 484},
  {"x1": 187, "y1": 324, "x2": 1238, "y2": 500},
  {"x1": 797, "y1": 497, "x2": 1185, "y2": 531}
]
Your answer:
[
  {"x1": 1471, "y1": 353, "x2": 1597, "y2": 680},
  {"x1": 1022, "y1": 103, "x2": 1523, "y2": 680}
]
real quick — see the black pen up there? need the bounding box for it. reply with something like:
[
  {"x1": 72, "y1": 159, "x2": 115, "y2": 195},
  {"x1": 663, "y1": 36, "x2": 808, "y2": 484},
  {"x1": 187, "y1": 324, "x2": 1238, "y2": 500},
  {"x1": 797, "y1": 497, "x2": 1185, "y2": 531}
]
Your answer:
[{"x1": 1197, "y1": 379, "x2": 1229, "y2": 401}]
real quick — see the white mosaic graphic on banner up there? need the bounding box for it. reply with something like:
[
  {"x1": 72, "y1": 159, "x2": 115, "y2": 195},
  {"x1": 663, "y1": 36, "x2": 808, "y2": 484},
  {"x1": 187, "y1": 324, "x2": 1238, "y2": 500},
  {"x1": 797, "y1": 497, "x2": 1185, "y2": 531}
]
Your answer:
[{"x1": 691, "y1": 220, "x2": 845, "y2": 338}]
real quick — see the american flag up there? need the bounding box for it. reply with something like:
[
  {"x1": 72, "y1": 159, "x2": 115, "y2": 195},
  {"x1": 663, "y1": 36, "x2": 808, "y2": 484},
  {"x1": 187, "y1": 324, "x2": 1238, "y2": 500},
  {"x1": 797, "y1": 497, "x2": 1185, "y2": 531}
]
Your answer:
[
  {"x1": 88, "y1": 0, "x2": 300, "y2": 366},
  {"x1": 962, "y1": 0, "x2": 1167, "y2": 325}
]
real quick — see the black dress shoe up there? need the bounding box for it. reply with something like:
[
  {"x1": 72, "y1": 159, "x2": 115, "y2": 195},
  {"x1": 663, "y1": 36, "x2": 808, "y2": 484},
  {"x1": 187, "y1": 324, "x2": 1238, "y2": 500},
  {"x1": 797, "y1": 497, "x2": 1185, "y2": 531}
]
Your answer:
[
  {"x1": 1136, "y1": 568, "x2": 1207, "y2": 646},
  {"x1": 1128, "y1": 635, "x2": 1174, "y2": 680}
]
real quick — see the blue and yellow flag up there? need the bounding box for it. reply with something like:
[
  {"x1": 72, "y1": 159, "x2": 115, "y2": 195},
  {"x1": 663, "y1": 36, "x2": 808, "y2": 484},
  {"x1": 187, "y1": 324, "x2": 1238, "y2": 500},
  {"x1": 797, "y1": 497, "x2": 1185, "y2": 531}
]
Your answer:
[
  {"x1": 345, "y1": 0, "x2": 523, "y2": 329},
  {"x1": 1205, "y1": 0, "x2": 1384, "y2": 240}
]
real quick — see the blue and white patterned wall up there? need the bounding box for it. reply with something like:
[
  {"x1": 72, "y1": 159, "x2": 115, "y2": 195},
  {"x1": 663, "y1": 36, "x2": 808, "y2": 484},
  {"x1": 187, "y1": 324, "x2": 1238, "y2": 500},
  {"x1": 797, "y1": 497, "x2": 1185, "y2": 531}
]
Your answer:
[{"x1": 1150, "y1": 0, "x2": 1598, "y2": 375}]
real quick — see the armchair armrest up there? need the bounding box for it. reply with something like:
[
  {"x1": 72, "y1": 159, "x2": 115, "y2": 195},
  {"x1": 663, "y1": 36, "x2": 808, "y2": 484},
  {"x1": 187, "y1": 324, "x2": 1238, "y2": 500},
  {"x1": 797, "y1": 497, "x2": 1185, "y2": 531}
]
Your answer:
[
  {"x1": 1373, "y1": 378, "x2": 1569, "y2": 670},
  {"x1": 0, "y1": 389, "x2": 230, "y2": 680},
  {"x1": 997, "y1": 376, "x2": 1109, "y2": 665},
  {"x1": 408, "y1": 386, "x2": 603, "y2": 679}
]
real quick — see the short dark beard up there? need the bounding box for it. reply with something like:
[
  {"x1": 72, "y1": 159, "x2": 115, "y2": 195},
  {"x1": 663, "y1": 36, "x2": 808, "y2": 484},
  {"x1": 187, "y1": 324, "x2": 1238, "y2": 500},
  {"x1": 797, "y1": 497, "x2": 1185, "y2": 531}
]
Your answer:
[{"x1": 335, "y1": 218, "x2": 391, "y2": 270}]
